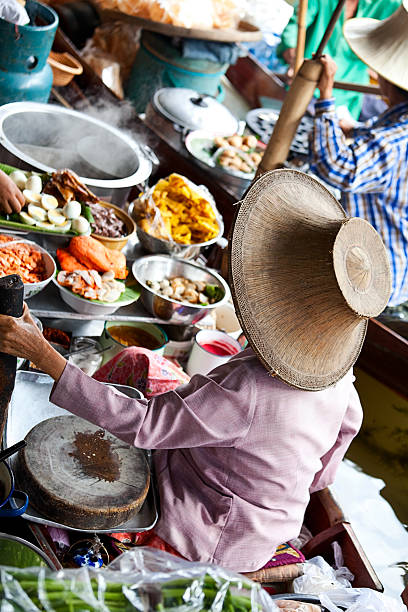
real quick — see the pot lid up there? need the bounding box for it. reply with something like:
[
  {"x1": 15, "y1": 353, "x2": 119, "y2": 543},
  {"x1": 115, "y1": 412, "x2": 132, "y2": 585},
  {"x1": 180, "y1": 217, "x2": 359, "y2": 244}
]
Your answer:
[{"x1": 152, "y1": 88, "x2": 238, "y2": 135}]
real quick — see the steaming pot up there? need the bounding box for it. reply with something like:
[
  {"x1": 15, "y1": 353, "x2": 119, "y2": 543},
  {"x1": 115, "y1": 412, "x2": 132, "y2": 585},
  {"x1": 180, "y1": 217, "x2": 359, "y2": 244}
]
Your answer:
[
  {"x1": 0, "y1": 102, "x2": 153, "y2": 205},
  {"x1": 0, "y1": 1, "x2": 58, "y2": 105}
]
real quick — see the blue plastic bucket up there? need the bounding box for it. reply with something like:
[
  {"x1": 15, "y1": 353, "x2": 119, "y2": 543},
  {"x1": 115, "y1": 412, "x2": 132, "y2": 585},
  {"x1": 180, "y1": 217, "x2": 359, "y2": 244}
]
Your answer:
[{"x1": 0, "y1": 0, "x2": 58, "y2": 104}]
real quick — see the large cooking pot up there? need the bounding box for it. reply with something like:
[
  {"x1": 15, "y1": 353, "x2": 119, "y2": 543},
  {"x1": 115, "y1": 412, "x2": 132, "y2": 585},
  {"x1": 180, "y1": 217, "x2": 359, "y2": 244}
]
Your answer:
[{"x1": 0, "y1": 102, "x2": 153, "y2": 205}]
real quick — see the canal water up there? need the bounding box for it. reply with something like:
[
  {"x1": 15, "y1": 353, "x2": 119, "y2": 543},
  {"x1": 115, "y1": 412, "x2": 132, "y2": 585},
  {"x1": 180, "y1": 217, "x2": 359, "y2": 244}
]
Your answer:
[{"x1": 332, "y1": 399, "x2": 408, "y2": 600}]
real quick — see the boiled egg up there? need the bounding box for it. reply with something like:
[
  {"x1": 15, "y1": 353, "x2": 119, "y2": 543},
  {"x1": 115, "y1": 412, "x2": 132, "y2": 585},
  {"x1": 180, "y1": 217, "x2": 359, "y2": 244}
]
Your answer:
[
  {"x1": 35, "y1": 220, "x2": 56, "y2": 230},
  {"x1": 63, "y1": 200, "x2": 82, "y2": 219},
  {"x1": 41, "y1": 194, "x2": 59, "y2": 210},
  {"x1": 19, "y1": 211, "x2": 36, "y2": 226},
  {"x1": 59, "y1": 219, "x2": 72, "y2": 233},
  {"x1": 48, "y1": 208, "x2": 67, "y2": 226},
  {"x1": 27, "y1": 203, "x2": 47, "y2": 222},
  {"x1": 72, "y1": 216, "x2": 90, "y2": 234},
  {"x1": 26, "y1": 175, "x2": 42, "y2": 194},
  {"x1": 9, "y1": 170, "x2": 27, "y2": 190},
  {"x1": 23, "y1": 189, "x2": 42, "y2": 205}
]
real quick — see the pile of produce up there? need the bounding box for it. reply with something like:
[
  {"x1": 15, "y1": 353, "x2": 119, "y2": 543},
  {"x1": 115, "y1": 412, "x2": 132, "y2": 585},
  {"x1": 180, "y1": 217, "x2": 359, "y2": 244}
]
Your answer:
[
  {"x1": 146, "y1": 276, "x2": 224, "y2": 305},
  {"x1": 0, "y1": 568, "x2": 266, "y2": 611},
  {"x1": 56, "y1": 236, "x2": 128, "y2": 302},
  {"x1": 135, "y1": 173, "x2": 220, "y2": 245},
  {"x1": 0, "y1": 236, "x2": 46, "y2": 283}
]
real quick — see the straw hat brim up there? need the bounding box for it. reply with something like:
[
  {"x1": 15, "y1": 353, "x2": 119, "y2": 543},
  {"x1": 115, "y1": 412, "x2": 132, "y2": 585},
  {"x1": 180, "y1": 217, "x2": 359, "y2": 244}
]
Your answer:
[
  {"x1": 229, "y1": 170, "x2": 372, "y2": 391},
  {"x1": 344, "y1": 2, "x2": 408, "y2": 92}
]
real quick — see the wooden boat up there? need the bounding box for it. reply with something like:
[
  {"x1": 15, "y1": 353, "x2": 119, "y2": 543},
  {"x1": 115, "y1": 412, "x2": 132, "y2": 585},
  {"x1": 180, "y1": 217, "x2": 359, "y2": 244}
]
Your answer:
[{"x1": 0, "y1": 27, "x2": 392, "y2": 593}]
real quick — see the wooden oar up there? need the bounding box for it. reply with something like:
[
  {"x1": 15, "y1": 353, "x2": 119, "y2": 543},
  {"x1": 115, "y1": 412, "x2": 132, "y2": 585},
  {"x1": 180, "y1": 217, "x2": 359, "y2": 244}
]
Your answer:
[
  {"x1": 294, "y1": 0, "x2": 308, "y2": 76},
  {"x1": 256, "y1": 0, "x2": 347, "y2": 176}
]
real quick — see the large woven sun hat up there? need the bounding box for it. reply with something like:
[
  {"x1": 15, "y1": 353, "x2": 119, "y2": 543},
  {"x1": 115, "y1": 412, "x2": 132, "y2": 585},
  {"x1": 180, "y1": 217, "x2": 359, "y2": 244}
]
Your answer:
[
  {"x1": 344, "y1": 0, "x2": 408, "y2": 92},
  {"x1": 229, "y1": 169, "x2": 391, "y2": 391}
]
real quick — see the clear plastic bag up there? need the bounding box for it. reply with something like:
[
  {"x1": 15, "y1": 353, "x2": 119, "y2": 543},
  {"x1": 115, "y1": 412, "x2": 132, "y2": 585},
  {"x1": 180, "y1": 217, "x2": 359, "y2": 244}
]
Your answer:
[
  {"x1": 292, "y1": 547, "x2": 354, "y2": 595},
  {"x1": 320, "y1": 588, "x2": 406, "y2": 612},
  {"x1": 0, "y1": 0, "x2": 29, "y2": 25},
  {"x1": 0, "y1": 546, "x2": 278, "y2": 611}
]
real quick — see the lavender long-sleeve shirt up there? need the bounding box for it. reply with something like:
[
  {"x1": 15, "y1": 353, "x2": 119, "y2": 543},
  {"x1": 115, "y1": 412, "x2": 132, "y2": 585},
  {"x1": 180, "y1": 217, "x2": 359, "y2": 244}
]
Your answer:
[{"x1": 50, "y1": 347, "x2": 362, "y2": 572}]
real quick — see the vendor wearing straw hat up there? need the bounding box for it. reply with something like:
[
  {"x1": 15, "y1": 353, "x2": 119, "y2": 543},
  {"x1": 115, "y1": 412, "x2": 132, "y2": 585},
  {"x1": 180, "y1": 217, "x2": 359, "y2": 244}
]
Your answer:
[
  {"x1": 309, "y1": 1, "x2": 408, "y2": 311},
  {"x1": 0, "y1": 171, "x2": 391, "y2": 572}
]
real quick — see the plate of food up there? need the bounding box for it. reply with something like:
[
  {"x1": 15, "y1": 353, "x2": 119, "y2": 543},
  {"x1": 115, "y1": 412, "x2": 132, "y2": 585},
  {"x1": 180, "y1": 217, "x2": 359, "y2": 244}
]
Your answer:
[
  {"x1": 131, "y1": 173, "x2": 224, "y2": 259},
  {"x1": 185, "y1": 130, "x2": 265, "y2": 180},
  {"x1": 0, "y1": 163, "x2": 135, "y2": 247},
  {"x1": 53, "y1": 235, "x2": 140, "y2": 315},
  {"x1": 0, "y1": 234, "x2": 56, "y2": 299}
]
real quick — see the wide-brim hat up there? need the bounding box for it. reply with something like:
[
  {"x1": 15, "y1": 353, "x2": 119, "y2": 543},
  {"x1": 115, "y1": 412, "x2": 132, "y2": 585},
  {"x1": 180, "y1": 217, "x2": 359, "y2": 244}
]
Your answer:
[
  {"x1": 344, "y1": 0, "x2": 408, "y2": 92},
  {"x1": 229, "y1": 170, "x2": 391, "y2": 391}
]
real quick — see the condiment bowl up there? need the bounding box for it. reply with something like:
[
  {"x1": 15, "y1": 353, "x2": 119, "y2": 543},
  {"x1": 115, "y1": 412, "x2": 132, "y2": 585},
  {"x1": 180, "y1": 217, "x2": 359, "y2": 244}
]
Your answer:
[
  {"x1": 22, "y1": 242, "x2": 56, "y2": 300},
  {"x1": 92, "y1": 201, "x2": 136, "y2": 251},
  {"x1": 132, "y1": 254, "x2": 230, "y2": 325},
  {"x1": 101, "y1": 321, "x2": 168, "y2": 363}
]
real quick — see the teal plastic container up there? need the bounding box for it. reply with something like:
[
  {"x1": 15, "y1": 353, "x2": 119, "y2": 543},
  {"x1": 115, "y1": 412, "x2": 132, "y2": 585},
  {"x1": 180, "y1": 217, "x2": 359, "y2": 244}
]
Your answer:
[
  {"x1": 126, "y1": 30, "x2": 228, "y2": 113},
  {"x1": 0, "y1": 0, "x2": 58, "y2": 104}
]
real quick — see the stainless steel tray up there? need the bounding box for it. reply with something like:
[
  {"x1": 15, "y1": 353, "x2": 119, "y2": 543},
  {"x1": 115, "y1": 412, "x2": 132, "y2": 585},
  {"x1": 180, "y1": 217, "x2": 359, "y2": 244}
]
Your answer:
[{"x1": 4, "y1": 370, "x2": 159, "y2": 534}]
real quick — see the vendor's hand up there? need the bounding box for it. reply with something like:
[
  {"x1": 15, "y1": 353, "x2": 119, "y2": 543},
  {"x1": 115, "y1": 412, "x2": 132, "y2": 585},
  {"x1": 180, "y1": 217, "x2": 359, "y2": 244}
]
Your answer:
[
  {"x1": 0, "y1": 303, "x2": 66, "y2": 380},
  {"x1": 0, "y1": 170, "x2": 25, "y2": 214},
  {"x1": 317, "y1": 54, "x2": 337, "y2": 99},
  {"x1": 339, "y1": 119, "x2": 355, "y2": 138}
]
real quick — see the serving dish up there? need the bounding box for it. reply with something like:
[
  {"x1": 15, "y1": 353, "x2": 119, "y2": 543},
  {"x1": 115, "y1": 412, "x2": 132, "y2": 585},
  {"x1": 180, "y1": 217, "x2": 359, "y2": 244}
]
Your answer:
[
  {"x1": 185, "y1": 129, "x2": 263, "y2": 181},
  {"x1": 0, "y1": 238, "x2": 56, "y2": 300},
  {"x1": 132, "y1": 254, "x2": 230, "y2": 324},
  {"x1": 246, "y1": 107, "x2": 312, "y2": 156},
  {"x1": 91, "y1": 201, "x2": 136, "y2": 251},
  {"x1": 101, "y1": 320, "x2": 168, "y2": 362},
  {"x1": 3, "y1": 371, "x2": 158, "y2": 533},
  {"x1": 53, "y1": 276, "x2": 140, "y2": 316}
]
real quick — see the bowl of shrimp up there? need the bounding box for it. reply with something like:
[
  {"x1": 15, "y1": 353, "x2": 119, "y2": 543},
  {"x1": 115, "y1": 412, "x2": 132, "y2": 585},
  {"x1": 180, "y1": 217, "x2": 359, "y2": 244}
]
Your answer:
[
  {"x1": 132, "y1": 254, "x2": 230, "y2": 325},
  {"x1": 0, "y1": 235, "x2": 56, "y2": 300}
]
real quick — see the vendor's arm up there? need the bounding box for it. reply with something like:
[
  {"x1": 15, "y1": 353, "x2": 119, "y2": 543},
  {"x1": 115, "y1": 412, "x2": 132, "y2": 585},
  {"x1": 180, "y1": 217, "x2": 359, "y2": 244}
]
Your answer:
[
  {"x1": 310, "y1": 55, "x2": 396, "y2": 192},
  {"x1": 0, "y1": 170, "x2": 25, "y2": 214},
  {"x1": 50, "y1": 358, "x2": 256, "y2": 450},
  {"x1": 0, "y1": 305, "x2": 255, "y2": 449},
  {"x1": 0, "y1": 304, "x2": 66, "y2": 380},
  {"x1": 309, "y1": 380, "x2": 362, "y2": 493}
]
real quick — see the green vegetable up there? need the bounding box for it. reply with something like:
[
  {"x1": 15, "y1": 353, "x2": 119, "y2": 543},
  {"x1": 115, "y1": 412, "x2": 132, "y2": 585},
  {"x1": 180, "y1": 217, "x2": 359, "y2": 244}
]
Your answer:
[
  {"x1": 205, "y1": 284, "x2": 224, "y2": 303},
  {"x1": 82, "y1": 204, "x2": 95, "y2": 225}
]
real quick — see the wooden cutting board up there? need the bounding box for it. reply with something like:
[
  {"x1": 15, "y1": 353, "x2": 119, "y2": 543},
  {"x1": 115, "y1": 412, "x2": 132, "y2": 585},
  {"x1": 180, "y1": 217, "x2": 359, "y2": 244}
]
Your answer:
[{"x1": 16, "y1": 415, "x2": 150, "y2": 530}]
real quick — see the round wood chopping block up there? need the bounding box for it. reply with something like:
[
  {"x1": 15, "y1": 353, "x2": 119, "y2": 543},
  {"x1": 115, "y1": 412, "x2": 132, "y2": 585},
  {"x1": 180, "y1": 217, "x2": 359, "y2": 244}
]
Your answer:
[{"x1": 16, "y1": 416, "x2": 150, "y2": 530}]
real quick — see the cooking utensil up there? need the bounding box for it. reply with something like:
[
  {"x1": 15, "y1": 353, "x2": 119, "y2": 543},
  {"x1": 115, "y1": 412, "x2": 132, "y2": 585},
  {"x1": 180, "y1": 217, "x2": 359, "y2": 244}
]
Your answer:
[
  {"x1": 0, "y1": 440, "x2": 26, "y2": 462},
  {"x1": 132, "y1": 254, "x2": 230, "y2": 325},
  {"x1": 64, "y1": 344, "x2": 113, "y2": 359}
]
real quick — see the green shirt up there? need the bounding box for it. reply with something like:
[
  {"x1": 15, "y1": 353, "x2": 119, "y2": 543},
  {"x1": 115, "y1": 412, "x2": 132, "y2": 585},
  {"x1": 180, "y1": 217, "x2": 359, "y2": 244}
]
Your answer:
[{"x1": 277, "y1": 0, "x2": 401, "y2": 119}]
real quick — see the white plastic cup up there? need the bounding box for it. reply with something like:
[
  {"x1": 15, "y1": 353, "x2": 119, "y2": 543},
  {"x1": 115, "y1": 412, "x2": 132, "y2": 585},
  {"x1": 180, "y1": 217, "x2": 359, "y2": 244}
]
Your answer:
[{"x1": 186, "y1": 329, "x2": 241, "y2": 376}]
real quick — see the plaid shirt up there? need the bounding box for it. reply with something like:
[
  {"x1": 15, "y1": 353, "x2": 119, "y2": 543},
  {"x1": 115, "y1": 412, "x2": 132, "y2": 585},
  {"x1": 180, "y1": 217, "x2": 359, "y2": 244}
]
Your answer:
[{"x1": 310, "y1": 99, "x2": 408, "y2": 306}]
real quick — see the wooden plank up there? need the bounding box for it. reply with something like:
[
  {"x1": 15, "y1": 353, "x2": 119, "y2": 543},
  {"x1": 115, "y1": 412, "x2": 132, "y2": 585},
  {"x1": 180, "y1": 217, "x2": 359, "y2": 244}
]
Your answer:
[{"x1": 356, "y1": 319, "x2": 408, "y2": 400}]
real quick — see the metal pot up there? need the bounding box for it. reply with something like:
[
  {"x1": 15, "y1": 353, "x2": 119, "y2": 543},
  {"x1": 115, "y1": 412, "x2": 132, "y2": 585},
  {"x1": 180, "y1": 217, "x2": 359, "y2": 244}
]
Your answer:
[
  {"x1": 132, "y1": 254, "x2": 230, "y2": 325},
  {"x1": 0, "y1": 102, "x2": 153, "y2": 206}
]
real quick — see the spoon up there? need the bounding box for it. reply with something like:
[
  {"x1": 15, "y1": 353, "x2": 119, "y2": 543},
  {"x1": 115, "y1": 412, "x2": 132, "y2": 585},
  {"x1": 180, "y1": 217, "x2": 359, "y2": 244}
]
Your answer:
[{"x1": 0, "y1": 440, "x2": 27, "y2": 462}]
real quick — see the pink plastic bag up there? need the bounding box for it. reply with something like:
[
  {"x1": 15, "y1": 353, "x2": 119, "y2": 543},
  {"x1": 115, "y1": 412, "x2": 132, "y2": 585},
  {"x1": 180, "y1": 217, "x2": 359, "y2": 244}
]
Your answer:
[{"x1": 93, "y1": 346, "x2": 189, "y2": 398}]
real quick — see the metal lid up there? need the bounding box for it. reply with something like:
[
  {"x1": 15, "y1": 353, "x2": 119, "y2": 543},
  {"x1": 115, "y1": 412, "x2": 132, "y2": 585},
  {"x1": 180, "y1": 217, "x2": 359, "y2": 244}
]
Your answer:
[{"x1": 152, "y1": 88, "x2": 238, "y2": 135}]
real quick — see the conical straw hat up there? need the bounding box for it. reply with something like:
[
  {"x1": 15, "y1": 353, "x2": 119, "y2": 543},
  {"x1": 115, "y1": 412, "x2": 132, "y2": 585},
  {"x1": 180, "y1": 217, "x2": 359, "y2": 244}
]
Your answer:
[
  {"x1": 344, "y1": 0, "x2": 408, "y2": 92},
  {"x1": 229, "y1": 170, "x2": 391, "y2": 391}
]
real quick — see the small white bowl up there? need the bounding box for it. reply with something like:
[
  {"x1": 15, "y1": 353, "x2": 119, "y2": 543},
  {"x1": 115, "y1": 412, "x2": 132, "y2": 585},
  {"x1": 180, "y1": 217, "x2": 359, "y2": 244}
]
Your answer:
[
  {"x1": 54, "y1": 281, "x2": 128, "y2": 316},
  {"x1": 22, "y1": 242, "x2": 56, "y2": 300}
]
